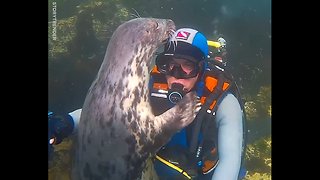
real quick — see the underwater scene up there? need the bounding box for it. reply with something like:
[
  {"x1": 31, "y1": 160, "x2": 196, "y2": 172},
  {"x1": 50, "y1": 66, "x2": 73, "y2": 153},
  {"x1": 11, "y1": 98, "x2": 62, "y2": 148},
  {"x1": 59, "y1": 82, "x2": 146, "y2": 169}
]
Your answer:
[{"x1": 48, "y1": 0, "x2": 271, "y2": 179}]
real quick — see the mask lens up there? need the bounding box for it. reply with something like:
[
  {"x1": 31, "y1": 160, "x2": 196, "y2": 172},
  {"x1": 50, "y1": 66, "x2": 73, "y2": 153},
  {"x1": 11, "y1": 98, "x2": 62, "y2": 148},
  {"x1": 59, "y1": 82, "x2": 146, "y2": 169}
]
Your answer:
[
  {"x1": 168, "y1": 60, "x2": 196, "y2": 74},
  {"x1": 155, "y1": 54, "x2": 171, "y2": 73},
  {"x1": 156, "y1": 54, "x2": 200, "y2": 79}
]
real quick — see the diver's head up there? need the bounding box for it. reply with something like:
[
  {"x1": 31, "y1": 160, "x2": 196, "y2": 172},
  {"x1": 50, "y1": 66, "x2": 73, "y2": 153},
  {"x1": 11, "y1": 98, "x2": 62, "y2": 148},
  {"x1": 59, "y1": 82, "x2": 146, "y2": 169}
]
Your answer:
[{"x1": 156, "y1": 28, "x2": 209, "y2": 92}]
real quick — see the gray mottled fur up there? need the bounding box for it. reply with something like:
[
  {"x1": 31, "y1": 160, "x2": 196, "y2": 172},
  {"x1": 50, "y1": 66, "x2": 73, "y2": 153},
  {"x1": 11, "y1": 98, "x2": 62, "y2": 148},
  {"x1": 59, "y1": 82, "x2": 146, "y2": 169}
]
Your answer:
[{"x1": 72, "y1": 18, "x2": 198, "y2": 180}]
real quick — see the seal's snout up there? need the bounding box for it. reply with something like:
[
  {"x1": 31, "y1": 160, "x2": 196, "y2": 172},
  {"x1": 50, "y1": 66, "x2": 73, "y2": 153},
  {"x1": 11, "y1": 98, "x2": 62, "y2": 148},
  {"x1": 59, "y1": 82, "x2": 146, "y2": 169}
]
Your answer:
[
  {"x1": 167, "y1": 19, "x2": 176, "y2": 31},
  {"x1": 167, "y1": 19, "x2": 174, "y2": 26}
]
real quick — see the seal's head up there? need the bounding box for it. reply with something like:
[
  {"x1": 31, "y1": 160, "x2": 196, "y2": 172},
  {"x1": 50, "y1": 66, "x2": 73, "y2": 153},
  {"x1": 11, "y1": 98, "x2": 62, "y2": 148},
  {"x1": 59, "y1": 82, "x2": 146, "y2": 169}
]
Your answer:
[
  {"x1": 112, "y1": 18, "x2": 176, "y2": 62},
  {"x1": 99, "y1": 18, "x2": 176, "y2": 84}
]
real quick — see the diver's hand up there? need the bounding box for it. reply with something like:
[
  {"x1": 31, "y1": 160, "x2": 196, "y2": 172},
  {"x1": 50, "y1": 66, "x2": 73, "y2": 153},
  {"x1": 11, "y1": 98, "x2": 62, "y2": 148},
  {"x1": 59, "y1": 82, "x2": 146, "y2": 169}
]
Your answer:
[{"x1": 48, "y1": 111, "x2": 74, "y2": 160}]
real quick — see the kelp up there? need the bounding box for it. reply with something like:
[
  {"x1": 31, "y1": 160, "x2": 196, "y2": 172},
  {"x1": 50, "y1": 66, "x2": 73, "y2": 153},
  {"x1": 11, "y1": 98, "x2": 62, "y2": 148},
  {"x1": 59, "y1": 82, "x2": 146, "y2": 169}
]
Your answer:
[{"x1": 245, "y1": 136, "x2": 271, "y2": 179}]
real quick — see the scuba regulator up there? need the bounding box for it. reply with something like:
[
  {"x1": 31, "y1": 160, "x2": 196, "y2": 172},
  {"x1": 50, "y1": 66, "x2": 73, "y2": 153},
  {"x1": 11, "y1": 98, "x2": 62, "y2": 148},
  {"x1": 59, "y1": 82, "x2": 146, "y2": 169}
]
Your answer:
[{"x1": 168, "y1": 83, "x2": 186, "y2": 104}]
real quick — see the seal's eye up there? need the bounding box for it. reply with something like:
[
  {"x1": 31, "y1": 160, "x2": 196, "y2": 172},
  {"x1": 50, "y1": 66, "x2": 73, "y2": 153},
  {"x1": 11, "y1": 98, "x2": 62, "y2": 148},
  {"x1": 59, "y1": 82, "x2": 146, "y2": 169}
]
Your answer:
[{"x1": 155, "y1": 22, "x2": 159, "y2": 29}]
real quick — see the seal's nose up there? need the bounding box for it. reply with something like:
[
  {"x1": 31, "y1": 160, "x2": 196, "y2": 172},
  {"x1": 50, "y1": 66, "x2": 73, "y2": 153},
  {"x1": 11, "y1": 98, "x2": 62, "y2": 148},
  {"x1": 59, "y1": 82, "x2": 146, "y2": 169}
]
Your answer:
[{"x1": 167, "y1": 19, "x2": 176, "y2": 31}]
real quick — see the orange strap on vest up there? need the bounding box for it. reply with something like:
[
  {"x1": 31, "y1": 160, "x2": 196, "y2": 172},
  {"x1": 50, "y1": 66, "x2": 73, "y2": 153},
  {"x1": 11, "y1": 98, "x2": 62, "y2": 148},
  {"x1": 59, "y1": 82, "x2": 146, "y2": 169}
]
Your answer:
[
  {"x1": 200, "y1": 76, "x2": 230, "y2": 110},
  {"x1": 151, "y1": 66, "x2": 169, "y2": 90}
]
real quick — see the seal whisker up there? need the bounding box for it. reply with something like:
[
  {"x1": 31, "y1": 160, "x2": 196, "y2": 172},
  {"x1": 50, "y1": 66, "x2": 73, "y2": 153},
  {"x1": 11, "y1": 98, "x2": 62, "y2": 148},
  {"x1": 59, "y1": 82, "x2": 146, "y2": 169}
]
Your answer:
[
  {"x1": 171, "y1": 29, "x2": 178, "y2": 51},
  {"x1": 170, "y1": 28, "x2": 176, "y2": 36},
  {"x1": 166, "y1": 29, "x2": 177, "y2": 52},
  {"x1": 167, "y1": 40, "x2": 173, "y2": 52},
  {"x1": 131, "y1": 8, "x2": 141, "y2": 18}
]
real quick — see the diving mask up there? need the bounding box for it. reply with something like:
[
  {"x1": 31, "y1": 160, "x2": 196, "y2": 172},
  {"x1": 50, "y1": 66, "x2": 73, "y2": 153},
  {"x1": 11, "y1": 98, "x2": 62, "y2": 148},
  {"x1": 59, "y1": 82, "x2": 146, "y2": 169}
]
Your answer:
[{"x1": 156, "y1": 53, "x2": 201, "y2": 79}]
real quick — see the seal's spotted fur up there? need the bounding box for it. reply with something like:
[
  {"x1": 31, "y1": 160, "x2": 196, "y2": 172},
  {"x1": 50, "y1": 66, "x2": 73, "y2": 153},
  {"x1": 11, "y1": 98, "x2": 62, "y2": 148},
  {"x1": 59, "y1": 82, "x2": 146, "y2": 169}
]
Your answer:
[{"x1": 72, "y1": 18, "x2": 198, "y2": 180}]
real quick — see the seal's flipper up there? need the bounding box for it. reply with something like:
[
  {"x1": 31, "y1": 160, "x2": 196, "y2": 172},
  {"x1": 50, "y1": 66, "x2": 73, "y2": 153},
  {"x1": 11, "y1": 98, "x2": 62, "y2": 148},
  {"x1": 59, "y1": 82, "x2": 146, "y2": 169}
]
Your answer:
[
  {"x1": 152, "y1": 91, "x2": 199, "y2": 147},
  {"x1": 171, "y1": 91, "x2": 200, "y2": 128}
]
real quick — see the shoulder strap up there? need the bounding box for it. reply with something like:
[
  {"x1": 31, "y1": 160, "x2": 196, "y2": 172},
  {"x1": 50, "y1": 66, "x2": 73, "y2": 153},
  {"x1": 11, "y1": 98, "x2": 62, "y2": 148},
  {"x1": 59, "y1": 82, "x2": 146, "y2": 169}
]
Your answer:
[{"x1": 189, "y1": 73, "x2": 227, "y2": 156}]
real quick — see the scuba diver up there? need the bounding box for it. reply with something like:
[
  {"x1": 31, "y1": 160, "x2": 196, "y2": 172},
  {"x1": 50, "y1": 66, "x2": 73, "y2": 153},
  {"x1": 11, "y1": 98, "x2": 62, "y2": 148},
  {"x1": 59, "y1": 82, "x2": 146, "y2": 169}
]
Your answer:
[{"x1": 48, "y1": 28, "x2": 247, "y2": 180}]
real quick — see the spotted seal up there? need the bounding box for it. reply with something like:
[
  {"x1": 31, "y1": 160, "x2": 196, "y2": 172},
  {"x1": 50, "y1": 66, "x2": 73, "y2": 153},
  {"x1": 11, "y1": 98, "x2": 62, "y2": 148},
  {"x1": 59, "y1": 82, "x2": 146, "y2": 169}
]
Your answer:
[{"x1": 72, "y1": 18, "x2": 199, "y2": 180}]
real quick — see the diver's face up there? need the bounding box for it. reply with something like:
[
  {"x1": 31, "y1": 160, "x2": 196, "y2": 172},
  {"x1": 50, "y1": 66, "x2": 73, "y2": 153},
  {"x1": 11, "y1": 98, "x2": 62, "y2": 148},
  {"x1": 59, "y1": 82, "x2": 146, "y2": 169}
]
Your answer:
[{"x1": 166, "y1": 58, "x2": 200, "y2": 92}]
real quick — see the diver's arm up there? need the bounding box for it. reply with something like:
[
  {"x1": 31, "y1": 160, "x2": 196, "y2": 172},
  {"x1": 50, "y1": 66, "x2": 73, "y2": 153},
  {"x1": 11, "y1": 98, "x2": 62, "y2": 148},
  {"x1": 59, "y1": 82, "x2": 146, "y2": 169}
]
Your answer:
[
  {"x1": 211, "y1": 93, "x2": 244, "y2": 180},
  {"x1": 68, "y1": 108, "x2": 82, "y2": 134},
  {"x1": 48, "y1": 108, "x2": 82, "y2": 145},
  {"x1": 48, "y1": 108, "x2": 82, "y2": 161}
]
